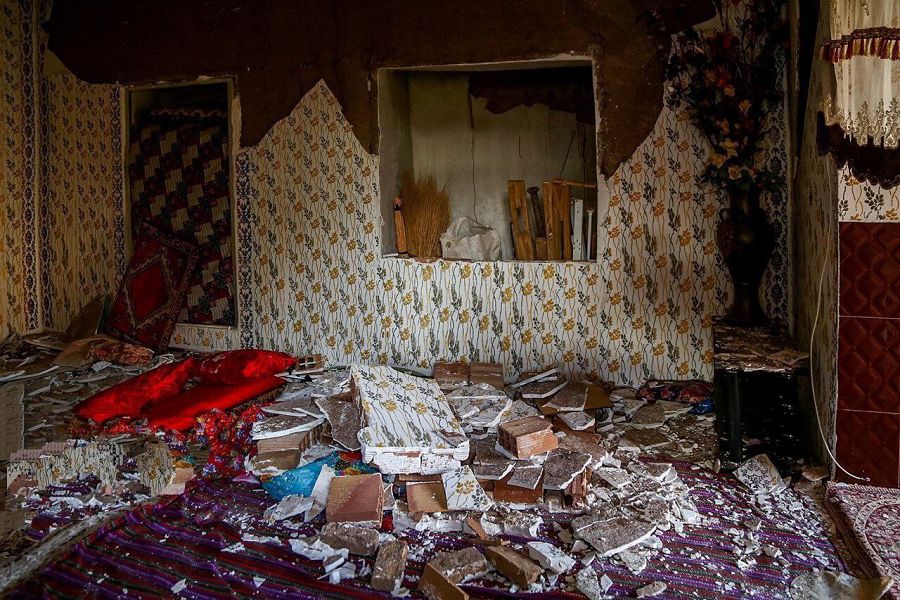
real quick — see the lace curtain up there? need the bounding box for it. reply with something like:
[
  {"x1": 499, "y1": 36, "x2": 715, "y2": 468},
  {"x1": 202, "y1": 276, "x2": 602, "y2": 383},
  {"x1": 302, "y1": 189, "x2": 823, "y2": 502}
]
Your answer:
[{"x1": 823, "y1": 0, "x2": 900, "y2": 149}]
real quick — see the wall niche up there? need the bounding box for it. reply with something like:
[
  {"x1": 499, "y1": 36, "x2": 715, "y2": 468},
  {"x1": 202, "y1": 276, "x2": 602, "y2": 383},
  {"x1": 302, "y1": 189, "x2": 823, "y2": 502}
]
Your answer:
[{"x1": 378, "y1": 61, "x2": 599, "y2": 262}]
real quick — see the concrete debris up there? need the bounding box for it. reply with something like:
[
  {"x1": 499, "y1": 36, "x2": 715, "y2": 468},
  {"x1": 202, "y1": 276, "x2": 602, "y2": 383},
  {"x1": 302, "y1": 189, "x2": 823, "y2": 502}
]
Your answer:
[
  {"x1": 526, "y1": 541, "x2": 576, "y2": 574},
  {"x1": 574, "y1": 567, "x2": 604, "y2": 600},
  {"x1": 371, "y1": 539, "x2": 409, "y2": 592},
  {"x1": 419, "y1": 562, "x2": 469, "y2": 600},
  {"x1": 636, "y1": 581, "x2": 667, "y2": 597},
  {"x1": 427, "y1": 547, "x2": 491, "y2": 584},
  {"x1": 630, "y1": 403, "x2": 667, "y2": 428},
  {"x1": 571, "y1": 515, "x2": 656, "y2": 557},
  {"x1": 542, "y1": 448, "x2": 591, "y2": 490},
  {"x1": 319, "y1": 522, "x2": 380, "y2": 556},
  {"x1": 484, "y1": 545, "x2": 543, "y2": 588},
  {"x1": 558, "y1": 411, "x2": 595, "y2": 431},
  {"x1": 618, "y1": 549, "x2": 647, "y2": 574}
]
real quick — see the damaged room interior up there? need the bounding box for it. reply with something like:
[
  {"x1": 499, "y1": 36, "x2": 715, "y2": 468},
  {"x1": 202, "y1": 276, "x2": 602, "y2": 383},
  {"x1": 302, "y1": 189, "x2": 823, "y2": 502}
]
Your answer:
[{"x1": 2, "y1": 0, "x2": 900, "y2": 598}]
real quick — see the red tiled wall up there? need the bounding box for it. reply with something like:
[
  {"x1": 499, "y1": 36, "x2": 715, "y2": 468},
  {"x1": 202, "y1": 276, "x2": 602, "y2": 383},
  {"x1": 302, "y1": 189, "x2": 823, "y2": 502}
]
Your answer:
[{"x1": 837, "y1": 222, "x2": 900, "y2": 488}]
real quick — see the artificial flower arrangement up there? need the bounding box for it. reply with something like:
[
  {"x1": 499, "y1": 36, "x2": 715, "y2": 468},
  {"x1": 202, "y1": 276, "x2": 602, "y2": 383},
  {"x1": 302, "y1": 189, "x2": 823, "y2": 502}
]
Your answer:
[{"x1": 661, "y1": 0, "x2": 787, "y2": 193}]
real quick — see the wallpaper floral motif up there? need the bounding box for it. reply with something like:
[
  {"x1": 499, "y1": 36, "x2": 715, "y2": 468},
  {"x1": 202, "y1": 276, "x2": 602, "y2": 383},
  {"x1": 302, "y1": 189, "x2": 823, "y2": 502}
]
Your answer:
[
  {"x1": 838, "y1": 176, "x2": 900, "y2": 221},
  {"x1": 3, "y1": 3, "x2": 794, "y2": 388},
  {"x1": 44, "y1": 75, "x2": 122, "y2": 328},
  {"x1": 241, "y1": 81, "x2": 790, "y2": 385},
  {"x1": 0, "y1": 0, "x2": 28, "y2": 336}
]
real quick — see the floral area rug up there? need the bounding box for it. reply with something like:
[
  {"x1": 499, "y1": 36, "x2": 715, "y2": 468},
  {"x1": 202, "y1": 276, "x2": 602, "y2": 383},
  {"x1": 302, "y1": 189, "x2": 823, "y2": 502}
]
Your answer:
[{"x1": 826, "y1": 482, "x2": 900, "y2": 598}]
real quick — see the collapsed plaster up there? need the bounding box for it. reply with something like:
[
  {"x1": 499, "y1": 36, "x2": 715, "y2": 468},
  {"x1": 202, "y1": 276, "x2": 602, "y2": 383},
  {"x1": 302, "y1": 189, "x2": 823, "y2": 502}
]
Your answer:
[{"x1": 44, "y1": 0, "x2": 715, "y2": 176}]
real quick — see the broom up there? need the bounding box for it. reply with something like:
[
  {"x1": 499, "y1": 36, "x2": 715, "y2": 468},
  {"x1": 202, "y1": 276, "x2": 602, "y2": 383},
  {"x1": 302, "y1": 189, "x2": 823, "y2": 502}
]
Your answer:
[{"x1": 399, "y1": 172, "x2": 451, "y2": 258}]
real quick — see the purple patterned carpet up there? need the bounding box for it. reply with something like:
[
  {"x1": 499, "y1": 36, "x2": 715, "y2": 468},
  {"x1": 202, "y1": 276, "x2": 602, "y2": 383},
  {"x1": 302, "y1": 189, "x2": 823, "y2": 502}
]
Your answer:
[{"x1": 11, "y1": 461, "x2": 844, "y2": 599}]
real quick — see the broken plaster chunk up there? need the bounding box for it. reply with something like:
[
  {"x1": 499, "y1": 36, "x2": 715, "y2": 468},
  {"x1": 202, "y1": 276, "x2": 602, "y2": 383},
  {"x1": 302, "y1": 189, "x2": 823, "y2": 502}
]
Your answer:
[
  {"x1": 526, "y1": 541, "x2": 576, "y2": 574},
  {"x1": 734, "y1": 454, "x2": 783, "y2": 496},
  {"x1": 313, "y1": 396, "x2": 362, "y2": 451},
  {"x1": 319, "y1": 522, "x2": 380, "y2": 556},
  {"x1": 442, "y1": 466, "x2": 493, "y2": 512},
  {"x1": 630, "y1": 403, "x2": 667, "y2": 428},
  {"x1": 263, "y1": 494, "x2": 313, "y2": 523},
  {"x1": 371, "y1": 539, "x2": 409, "y2": 592},
  {"x1": 289, "y1": 537, "x2": 348, "y2": 562},
  {"x1": 621, "y1": 427, "x2": 670, "y2": 449},
  {"x1": 558, "y1": 411, "x2": 596, "y2": 431},
  {"x1": 636, "y1": 581, "x2": 667, "y2": 598},
  {"x1": 484, "y1": 546, "x2": 543, "y2": 588},
  {"x1": 507, "y1": 465, "x2": 544, "y2": 490},
  {"x1": 419, "y1": 563, "x2": 469, "y2": 600},
  {"x1": 542, "y1": 449, "x2": 592, "y2": 490},
  {"x1": 495, "y1": 510, "x2": 544, "y2": 538},
  {"x1": 571, "y1": 515, "x2": 656, "y2": 557},
  {"x1": 306, "y1": 465, "x2": 335, "y2": 522},
  {"x1": 618, "y1": 549, "x2": 647, "y2": 574},
  {"x1": 574, "y1": 567, "x2": 604, "y2": 600},
  {"x1": 427, "y1": 547, "x2": 491, "y2": 585}
]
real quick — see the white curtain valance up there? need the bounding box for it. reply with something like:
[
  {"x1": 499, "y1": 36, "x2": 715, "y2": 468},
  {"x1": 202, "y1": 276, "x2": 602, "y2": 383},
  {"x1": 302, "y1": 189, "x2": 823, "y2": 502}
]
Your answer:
[{"x1": 824, "y1": 0, "x2": 900, "y2": 148}]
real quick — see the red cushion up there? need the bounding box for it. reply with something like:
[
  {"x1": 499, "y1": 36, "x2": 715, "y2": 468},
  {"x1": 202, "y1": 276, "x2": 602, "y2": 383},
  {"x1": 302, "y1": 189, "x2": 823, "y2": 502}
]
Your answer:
[
  {"x1": 74, "y1": 358, "x2": 198, "y2": 423},
  {"x1": 143, "y1": 375, "x2": 285, "y2": 431},
  {"x1": 197, "y1": 349, "x2": 296, "y2": 385}
]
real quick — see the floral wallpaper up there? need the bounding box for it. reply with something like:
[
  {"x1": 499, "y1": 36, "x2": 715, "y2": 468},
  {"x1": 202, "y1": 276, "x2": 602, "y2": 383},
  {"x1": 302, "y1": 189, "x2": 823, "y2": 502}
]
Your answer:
[
  {"x1": 241, "y1": 80, "x2": 790, "y2": 386},
  {"x1": 0, "y1": 0, "x2": 28, "y2": 336},
  {"x1": 44, "y1": 74, "x2": 123, "y2": 329},
  {"x1": 838, "y1": 177, "x2": 900, "y2": 221},
  {"x1": 3, "y1": 3, "x2": 795, "y2": 388}
]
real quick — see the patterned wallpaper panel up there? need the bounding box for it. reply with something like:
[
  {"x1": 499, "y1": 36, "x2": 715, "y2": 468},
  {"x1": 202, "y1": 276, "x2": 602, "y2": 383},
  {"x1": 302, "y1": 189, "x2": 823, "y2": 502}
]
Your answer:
[
  {"x1": 44, "y1": 75, "x2": 123, "y2": 328},
  {"x1": 0, "y1": 0, "x2": 27, "y2": 336},
  {"x1": 3, "y1": 2, "x2": 793, "y2": 387},
  {"x1": 838, "y1": 177, "x2": 900, "y2": 222},
  {"x1": 241, "y1": 82, "x2": 791, "y2": 386}
]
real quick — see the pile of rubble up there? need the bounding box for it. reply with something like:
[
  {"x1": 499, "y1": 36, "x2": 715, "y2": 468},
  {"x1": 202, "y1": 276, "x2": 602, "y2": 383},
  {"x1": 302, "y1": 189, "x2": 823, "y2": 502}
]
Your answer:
[{"x1": 241, "y1": 362, "x2": 718, "y2": 598}]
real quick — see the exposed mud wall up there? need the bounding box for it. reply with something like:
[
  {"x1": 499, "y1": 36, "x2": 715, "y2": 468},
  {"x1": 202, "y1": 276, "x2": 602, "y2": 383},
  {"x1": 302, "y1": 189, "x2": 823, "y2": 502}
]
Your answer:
[{"x1": 44, "y1": 0, "x2": 714, "y2": 176}]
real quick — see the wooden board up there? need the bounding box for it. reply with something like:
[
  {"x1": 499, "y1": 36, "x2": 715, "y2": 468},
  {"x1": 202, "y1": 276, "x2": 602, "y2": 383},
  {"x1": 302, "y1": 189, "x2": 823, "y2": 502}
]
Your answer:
[
  {"x1": 507, "y1": 180, "x2": 534, "y2": 260},
  {"x1": 393, "y1": 197, "x2": 408, "y2": 254},
  {"x1": 542, "y1": 181, "x2": 560, "y2": 260},
  {"x1": 557, "y1": 183, "x2": 572, "y2": 261}
]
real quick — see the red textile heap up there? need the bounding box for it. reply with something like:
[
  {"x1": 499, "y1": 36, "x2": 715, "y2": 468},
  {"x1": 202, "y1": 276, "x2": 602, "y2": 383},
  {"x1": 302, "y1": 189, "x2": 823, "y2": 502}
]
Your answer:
[
  {"x1": 74, "y1": 357, "x2": 198, "y2": 424},
  {"x1": 143, "y1": 375, "x2": 285, "y2": 432},
  {"x1": 197, "y1": 349, "x2": 296, "y2": 385}
]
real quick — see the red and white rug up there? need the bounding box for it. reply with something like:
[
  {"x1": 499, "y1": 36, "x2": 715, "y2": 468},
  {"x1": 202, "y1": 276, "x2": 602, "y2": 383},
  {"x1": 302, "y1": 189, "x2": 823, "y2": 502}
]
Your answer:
[{"x1": 827, "y1": 482, "x2": 900, "y2": 597}]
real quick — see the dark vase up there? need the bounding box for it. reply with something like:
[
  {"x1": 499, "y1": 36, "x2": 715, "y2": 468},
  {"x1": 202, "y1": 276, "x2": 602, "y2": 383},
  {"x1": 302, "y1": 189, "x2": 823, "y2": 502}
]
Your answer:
[{"x1": 716, "y1": 186, "x2": 774, "y2": 326}]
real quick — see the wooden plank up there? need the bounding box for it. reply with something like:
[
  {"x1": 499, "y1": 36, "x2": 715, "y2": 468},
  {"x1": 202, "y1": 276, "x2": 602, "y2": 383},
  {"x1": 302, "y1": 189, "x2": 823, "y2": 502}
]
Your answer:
[
  {"x1": 507, "y1": 180, "x2": 534, "y2": 260},
  {"x1": 535, "y1": 237, "x2": 547, "y2": 261},
  {"x1": 542, "y1": 181, "x2": 560, "y2": 260},
  {"x1": 393, "y1": 197, "x2": 408, "y2": 254},
  {"x1": 558, "y1": 183, "x2": 572, "y2": 261}
]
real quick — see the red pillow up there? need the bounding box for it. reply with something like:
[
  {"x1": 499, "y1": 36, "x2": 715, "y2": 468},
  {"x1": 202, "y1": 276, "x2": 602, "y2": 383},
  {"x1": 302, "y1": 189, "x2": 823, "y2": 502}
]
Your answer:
[
  {"x1": 143, "y1": 375, "x2": 285, "y2": 431},
  {"x1": 75, "y1": 357, "x2": 198, "y2": 423},
  {"x1": 197, "y1": 350, "x2": 296, "y2": 385}
]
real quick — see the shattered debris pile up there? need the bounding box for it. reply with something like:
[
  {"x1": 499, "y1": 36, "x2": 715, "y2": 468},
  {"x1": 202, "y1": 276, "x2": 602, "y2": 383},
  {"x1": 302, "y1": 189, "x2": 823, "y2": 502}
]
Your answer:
[
  {"x1": 1, "y1": 348, "x2": 852, "y2": 599},
  {"x1": 230, "y1": 362, "x2": 725, "y2": 596}
]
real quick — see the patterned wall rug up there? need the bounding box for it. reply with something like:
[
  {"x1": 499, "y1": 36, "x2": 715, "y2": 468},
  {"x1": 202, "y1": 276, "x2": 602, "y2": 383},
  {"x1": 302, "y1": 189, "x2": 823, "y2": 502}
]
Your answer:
[{"x1": 826, "y1": 482, "x2": 900, "y2": 598}]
